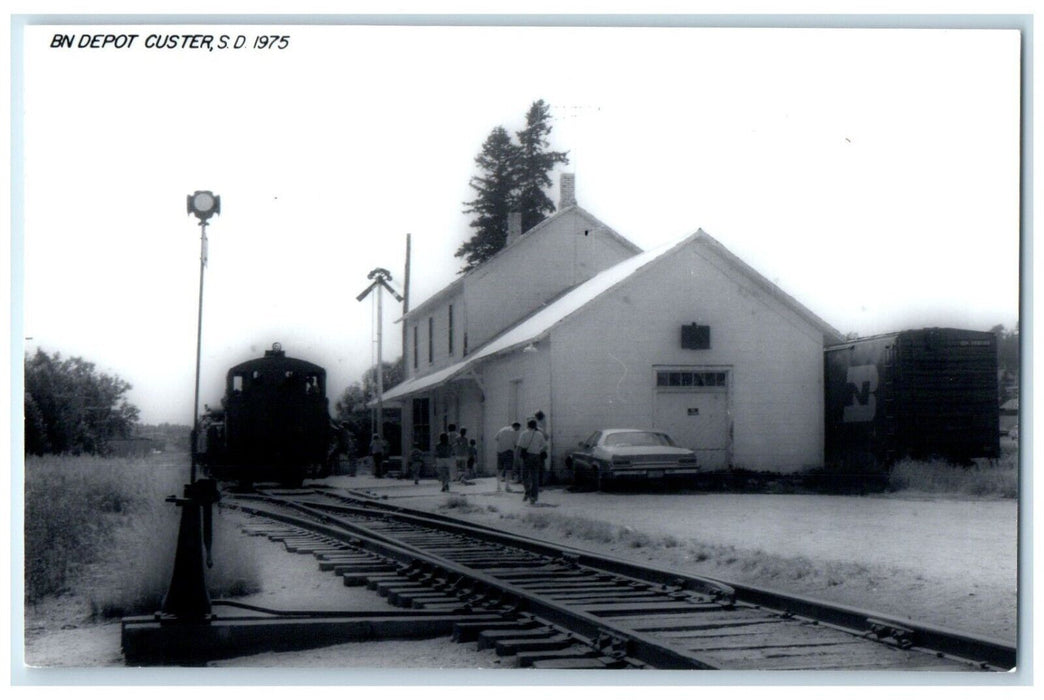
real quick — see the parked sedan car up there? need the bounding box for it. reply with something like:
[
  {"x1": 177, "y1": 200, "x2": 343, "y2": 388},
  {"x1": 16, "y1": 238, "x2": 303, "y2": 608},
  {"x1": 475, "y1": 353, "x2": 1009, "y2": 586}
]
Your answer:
[{"x1": 566, "y1": 429, "x2": 699, "y2": 490}]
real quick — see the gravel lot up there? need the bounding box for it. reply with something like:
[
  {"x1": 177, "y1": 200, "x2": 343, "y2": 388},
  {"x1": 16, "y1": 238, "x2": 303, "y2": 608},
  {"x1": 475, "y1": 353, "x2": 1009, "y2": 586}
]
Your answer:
[{"x1": 21, "y1": 472, "x2": 1019, "y2": 673}]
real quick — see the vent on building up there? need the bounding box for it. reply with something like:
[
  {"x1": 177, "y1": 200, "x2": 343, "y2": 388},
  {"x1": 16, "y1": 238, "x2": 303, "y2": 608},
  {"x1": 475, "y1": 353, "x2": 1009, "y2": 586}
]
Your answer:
[{"x1": 681, "y1": 324, "x2": 711, "y2": 350}]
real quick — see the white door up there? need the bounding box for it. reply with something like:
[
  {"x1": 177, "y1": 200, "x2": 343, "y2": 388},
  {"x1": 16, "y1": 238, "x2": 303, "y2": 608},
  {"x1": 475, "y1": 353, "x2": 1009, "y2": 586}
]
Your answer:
[{"x1": 653, "y1": 369, "x2": 730, "y2": 469}]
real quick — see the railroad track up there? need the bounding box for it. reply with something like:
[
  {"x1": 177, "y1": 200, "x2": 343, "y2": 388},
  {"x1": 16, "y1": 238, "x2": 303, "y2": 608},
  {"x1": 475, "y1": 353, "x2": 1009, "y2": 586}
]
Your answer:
[{"x1": 221, "y1": 485, "x2": 1015, "y2": 672}]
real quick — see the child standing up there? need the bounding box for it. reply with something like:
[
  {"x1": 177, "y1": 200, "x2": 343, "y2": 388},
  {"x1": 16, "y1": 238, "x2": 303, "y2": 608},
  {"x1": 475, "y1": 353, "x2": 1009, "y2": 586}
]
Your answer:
[{"x1": 434, "y1": 433, "x2": 453, "y2": 492}]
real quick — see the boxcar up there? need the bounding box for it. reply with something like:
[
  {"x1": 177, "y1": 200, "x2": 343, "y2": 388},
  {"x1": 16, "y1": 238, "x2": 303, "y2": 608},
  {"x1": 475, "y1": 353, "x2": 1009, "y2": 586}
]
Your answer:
[
  {"x1": 824, "y1": 328, "x2": 999, "y2": 472},
  {"x1": 202, "y1": 343, "x2": 330, "y2": 486}
]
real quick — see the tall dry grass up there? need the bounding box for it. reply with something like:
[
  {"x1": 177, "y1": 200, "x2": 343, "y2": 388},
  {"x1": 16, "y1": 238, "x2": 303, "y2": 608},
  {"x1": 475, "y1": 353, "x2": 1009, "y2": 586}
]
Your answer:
[
  {"x1": 887, "y1": 450, "x2": 1019, "y2": 498},
  {"x1": 24, "y1": 454, "x2": 260, "y2": 617}
]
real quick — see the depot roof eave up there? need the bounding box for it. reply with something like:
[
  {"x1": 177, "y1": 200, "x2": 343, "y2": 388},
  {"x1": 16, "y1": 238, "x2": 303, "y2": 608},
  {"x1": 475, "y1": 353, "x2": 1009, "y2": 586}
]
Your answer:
[{"x1": 383, "y1": 234, "x2": 696, "y2": 402}]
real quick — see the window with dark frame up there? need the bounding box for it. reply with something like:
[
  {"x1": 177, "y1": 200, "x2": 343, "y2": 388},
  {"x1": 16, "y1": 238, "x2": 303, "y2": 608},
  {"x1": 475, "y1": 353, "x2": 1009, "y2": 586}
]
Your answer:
[
  {"x1": 656, "y1": 370, "x2": 728, "y2": 388},
  {"x1": 448, "y1": 304, "x2": 454, "y2": 355},
  {"x1": 412, "y1": 325, "x2": 418, "y2": 369},
  {"x1": 428, "y1": 316, "x2": 434, "y2": 363},
  {"x1": 412, "y1": 397, "x2": 431, "y2": 451}
]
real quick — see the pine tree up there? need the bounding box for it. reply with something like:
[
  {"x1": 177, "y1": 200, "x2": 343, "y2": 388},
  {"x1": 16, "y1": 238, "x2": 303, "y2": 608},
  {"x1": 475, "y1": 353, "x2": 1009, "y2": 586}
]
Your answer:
[
  {"x1": 456, "y1": 100, "x2": 570, "y2": 271},
  {"x1": 515, "y1": 99, "x2": 570, "y2": 232},
  {"x1": 456, "y1": 126, "x2": 521, "y2": 272}
]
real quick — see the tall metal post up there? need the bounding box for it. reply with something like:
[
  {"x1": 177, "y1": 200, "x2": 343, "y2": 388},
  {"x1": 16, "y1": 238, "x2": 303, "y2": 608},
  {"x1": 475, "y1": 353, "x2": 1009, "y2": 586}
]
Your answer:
[
  {"x1": 402, "y1": 234, "x2": 411, "y2": 358},
  {"x1": 376, "y1": 283, "x2": 384, "y2": 441},
  {"x1": 357, "y1": 268, "x2": 404, "y2": 447},
  {"x1": 160, "y1": 190, "x2": 221, "y2": 622},
  {"x1": 191, "y1": 220, "x2": 208, "y2": 484}
]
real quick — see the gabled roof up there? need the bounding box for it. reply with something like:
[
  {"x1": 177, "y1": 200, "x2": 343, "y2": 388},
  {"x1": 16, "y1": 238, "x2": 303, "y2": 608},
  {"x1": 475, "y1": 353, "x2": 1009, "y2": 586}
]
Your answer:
[
  {"x1": 693, "y1": 233, "x2": 844, "y2": 345},
  {"x1": 385, "y1": 234, "x2": 690, "y2": 401},
  {"x1": 384, "y1": 229, "x2": 842, "y2": 402},
  {"x1": 402, "y1": 205, "x2": 639, "y2": 322}
]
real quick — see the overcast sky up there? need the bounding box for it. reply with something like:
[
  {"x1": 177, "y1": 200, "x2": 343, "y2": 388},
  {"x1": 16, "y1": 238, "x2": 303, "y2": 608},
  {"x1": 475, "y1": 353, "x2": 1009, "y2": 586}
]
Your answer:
[{"x1": 16, "y1": 22, "x2": 1021, "y2": 425}]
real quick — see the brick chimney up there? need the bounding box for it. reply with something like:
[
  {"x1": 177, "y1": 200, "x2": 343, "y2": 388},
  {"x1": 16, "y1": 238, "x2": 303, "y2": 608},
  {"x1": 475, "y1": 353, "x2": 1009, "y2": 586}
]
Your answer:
[
  {"x1": 559, "y1": 173, "x2": 576, "y2": 210},
  {"x1": 506, "y1": 212, "x2": 522, "y2": 245}
]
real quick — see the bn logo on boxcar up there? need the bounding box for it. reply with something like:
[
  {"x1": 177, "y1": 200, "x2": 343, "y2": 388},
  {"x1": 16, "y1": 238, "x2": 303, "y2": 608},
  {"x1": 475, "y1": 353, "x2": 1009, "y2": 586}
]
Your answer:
[{"x1": 843, "y1": 364, "x2": 878, "y2": 423}]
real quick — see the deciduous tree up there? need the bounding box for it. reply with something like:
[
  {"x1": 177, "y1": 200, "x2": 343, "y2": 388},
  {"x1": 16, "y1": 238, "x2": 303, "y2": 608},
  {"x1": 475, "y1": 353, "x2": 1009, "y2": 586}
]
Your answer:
[{"x1": 24, "y1": 349, "x2": 140, "y2": 455}]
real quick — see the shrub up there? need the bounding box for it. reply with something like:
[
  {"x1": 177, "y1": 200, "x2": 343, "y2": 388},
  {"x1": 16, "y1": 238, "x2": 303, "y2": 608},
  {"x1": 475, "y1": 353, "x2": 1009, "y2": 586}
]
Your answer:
[
  {"x1": 24, "y1": 454, "x2": 260, "y2": 617},
  {"x1": 888, "y1": 455, "x2": 1018, "y2": 498}
]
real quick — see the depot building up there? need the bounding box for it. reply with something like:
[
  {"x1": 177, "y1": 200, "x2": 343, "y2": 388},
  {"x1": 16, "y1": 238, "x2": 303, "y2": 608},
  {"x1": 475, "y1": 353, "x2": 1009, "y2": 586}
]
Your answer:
[{"x1": 383, "y1": 175, "x2": 843, "y2": 477}]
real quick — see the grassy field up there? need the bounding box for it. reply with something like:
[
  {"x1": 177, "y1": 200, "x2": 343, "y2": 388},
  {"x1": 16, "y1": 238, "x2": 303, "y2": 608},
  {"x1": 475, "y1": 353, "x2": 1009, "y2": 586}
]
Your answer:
[
  {"x1": 24, "y1": 452, "x2": 260, "y2": 618},
  {"x1": 887, "y1": 446, "x2": 1019, "y2": 498}
]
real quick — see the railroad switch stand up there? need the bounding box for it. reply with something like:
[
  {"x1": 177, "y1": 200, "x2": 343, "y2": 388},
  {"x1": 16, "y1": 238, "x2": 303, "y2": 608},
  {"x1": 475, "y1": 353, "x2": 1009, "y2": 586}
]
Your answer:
[{"x1": 159, "y1": 478, "x2": 221, "y2": 621}]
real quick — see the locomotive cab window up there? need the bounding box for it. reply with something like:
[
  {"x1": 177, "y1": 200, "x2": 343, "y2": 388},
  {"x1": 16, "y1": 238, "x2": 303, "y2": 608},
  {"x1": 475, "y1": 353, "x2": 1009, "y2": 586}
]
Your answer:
[{"x1": 232, "y1": 375, "x2": 243, "y2": 393}]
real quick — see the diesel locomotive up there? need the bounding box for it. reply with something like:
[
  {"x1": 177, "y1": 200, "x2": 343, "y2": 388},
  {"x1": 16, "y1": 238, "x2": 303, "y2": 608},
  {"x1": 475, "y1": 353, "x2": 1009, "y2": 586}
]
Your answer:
[{"x1": 197, "y1": 343, "x2": 331, "y2": 487}]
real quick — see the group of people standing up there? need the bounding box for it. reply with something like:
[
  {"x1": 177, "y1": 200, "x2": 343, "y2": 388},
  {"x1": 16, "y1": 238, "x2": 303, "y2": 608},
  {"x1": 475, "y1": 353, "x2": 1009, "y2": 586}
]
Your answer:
[
  {"x1": 365, "y1": 412, "x2": 549, "y2": 502},
  {"x1": 495, "y1": 411, "x2": 548, "y2": 504}
]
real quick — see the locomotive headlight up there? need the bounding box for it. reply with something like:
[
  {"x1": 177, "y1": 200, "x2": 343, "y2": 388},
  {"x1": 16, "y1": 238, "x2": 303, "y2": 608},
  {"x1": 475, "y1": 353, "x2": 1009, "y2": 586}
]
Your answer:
[{"x1": 187, "y1": 190, "x2": 221, "y2": 221}]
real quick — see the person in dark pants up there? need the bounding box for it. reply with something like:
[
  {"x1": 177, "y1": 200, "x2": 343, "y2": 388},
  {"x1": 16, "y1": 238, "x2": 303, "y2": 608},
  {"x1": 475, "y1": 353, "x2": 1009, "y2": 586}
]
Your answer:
[
  {"x1": 466, "y1": 439, "x2": 479, "y2": 479},
  {"x1": 453, "y1": 427, "x2": 470, "y2": 483},
  {"x1": 534, "y1": 409, "x2": 550, "y2": 485},
  {"x1": 369, "y1": 433, "x2": 386, "y2": 478},
  {"x1": 515, "y1": 418, "x2": 548, "y2": 504}
]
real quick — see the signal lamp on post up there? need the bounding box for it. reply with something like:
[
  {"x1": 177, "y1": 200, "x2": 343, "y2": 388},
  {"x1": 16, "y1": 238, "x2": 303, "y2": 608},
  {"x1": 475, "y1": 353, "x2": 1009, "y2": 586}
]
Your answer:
[
  {"x1": 187, "y1": 190, "x2": 221, "y2": 222},
  {"x1": 161, "y1": 189, "x2": 222, "y2": 623},
  {"x1": 187, "y1": 190, "x2": 220, "y2": 483}
]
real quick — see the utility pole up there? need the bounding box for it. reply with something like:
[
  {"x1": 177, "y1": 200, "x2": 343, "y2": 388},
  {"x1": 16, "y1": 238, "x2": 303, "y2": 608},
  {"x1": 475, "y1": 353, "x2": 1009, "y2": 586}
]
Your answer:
[
  {"x1": 402, "y1": 234, "x2": 411, "y2": 360},
  {"x1": 356, "y1": 268, "x2": 403, "y2": 441}
]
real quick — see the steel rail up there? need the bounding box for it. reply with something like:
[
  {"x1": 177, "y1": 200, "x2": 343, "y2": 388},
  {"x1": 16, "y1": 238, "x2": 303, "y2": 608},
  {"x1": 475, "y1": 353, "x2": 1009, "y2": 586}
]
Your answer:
[
  {"x1": 251, "y1": 487, "x2": 1017, "y2": 671},
  {"x1": 226, "y1": 497, "x2": 714, "y2": 669}
]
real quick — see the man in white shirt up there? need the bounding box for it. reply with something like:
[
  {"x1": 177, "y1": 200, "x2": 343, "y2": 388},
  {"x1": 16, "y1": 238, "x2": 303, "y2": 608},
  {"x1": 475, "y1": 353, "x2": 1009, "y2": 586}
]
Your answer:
[
  {"x1": 515, "y1": 418, "x2": 548, "y2": 504},
  {"x1": 494, "y1": 422, "x2": 521, "y2": 492}
]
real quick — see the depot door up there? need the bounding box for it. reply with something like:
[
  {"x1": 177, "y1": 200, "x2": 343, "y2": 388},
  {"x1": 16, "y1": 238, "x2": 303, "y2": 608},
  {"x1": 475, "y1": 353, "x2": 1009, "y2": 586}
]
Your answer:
[{"x1": 652, "y1": 368, "x2": 730, "y2": 469}]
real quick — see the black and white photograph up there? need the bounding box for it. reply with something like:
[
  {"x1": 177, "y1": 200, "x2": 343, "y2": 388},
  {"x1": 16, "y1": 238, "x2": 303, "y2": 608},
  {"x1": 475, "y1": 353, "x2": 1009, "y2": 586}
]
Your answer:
[{"x1": 8, "y1": 7, "x2": 1027, "y2": 687}]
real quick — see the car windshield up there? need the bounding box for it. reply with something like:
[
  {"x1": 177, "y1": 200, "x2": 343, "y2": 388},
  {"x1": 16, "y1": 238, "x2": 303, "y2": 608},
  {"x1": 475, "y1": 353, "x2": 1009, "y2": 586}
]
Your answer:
[{"x1": 603, "y1": 431, "x2": 674, "y2": 447}]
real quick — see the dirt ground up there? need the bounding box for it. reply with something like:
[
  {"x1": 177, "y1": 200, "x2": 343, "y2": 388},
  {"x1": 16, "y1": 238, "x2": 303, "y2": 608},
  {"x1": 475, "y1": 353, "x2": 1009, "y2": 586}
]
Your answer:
[{"x1": 20, "y1": 473, "x2": 1019, "y2": 673}]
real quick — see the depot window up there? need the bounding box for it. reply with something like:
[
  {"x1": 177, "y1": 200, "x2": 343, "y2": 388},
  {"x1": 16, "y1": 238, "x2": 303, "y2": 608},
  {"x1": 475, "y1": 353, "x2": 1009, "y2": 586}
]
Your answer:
[
  {"x1": 413, "y1": 326, "x2": 418, "y2": 369},
  {"x1": 656, "y1": 370, "x2": 727, "y2": 388},
  {"x1": 448, "y1": 304, "x2": 455, "y2": 355}
]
